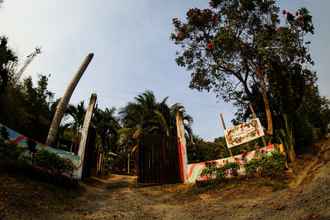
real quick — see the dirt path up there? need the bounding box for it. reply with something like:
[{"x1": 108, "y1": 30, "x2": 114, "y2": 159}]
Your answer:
[
  {"x1": 59, "y1": 163, "x2": 330, "y2": 220},
  {"x1": 1, "y1": 140, "x2": 330, "y2": 220}
]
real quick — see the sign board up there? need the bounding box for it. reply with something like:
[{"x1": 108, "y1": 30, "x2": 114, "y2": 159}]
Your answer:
[{"x1": 224, "y1": 118, "x2": 264, "y2": 148}]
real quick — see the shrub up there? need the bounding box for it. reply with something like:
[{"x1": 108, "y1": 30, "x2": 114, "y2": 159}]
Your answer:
[
  {"x1": 201, "y1": 161, "x2": 226, "y2": 182},
  {"x1": 0, "y1": 126, "x2": 9, "y2": 140},
  {"x1": 223, "y1": 162, "x2": 239, "y2": 170},
  {"x1": 292, "y1": 114, "x2": 314, "y2": 152},
  {"x1": 201, "y1": 162, "x2": 217, "y2": 177},
  {"x1": 35, "y1": 149, "x2": 74, "y2": 175},
  {"x1": 200, "y1": 161, "x2": 240, "y2": 184},
  {"x1": 244, "y1": 151, "x2": 286, "y2": 178},
  {"x1": 275, "y1": 115, "x2": 296, "y2": 162},
  {"x1": 245, "y1": 158, "x2": 259, "y2": 176},
  {"x1": 223, "y1": 162, "x2": 240, "y2": 176},
  {"x1": 0, "y1": 138, "x2": 25, "y2": 161}
]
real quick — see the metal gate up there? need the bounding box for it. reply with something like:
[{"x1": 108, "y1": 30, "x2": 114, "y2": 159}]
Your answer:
[{"x1": 138, "y1": 134, "x2": 180, "y2": 184}]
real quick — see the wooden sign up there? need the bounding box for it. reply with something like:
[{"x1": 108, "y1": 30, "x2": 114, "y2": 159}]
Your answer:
[{"x1": 225, "y1": 118, "x2": 264, "y2": 148}]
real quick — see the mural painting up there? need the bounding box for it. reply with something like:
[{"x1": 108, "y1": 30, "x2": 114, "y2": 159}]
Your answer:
[
  {"x1": 0, "y1": 123, "x2": 82, "y2": 179},
  {"x1": 186, "y1": 144, "x2": 276, "y2": 184}
]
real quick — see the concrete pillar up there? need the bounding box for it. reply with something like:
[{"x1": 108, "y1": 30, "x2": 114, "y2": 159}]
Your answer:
[
  {"x1": 176, "y1": 112, "x2": 188, "y2": 183},
  {"x1": 74, "y1": 94, "x2": 97, "y2": 179}
]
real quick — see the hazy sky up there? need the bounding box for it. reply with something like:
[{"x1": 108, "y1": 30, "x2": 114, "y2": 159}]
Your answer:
[{"x1": 0, "y1": 0, "x2": 329, "y2": 140}]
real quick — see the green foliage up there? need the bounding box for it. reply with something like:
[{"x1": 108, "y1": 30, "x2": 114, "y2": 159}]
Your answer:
[
  {"x1": 187, "y1": 136, "x2": 229, "y2": 163},
  {"x1": 120, "y1": 90, "x2": 193, "y2": 153},
  {"x1": 0, "y1": 138, "x2": 25, "y2": 161},
  {"x1": 293, "y1": 115, "x2": 314, "y2": 150},
  {"x1": 230, "y1": 144, "x2": 257, "y2": 155},
  {"x1": 200, "y1": 160, "x2": 241, "y2": 187},
  {"x1": 0, "y1": 127, "x2": 22, "y2": 160},
  {"x1": 171, "y1": 0, "x2": 326, "y2": 153},
  {"x1": 188, "y1": 134, "x2": 273, "y2": 163},
  {"x1": 0, "y1": 36, "x2": 17, "y2": 93},
  {"x1": 245, "y1": 151, "x2": 286, "y2": 177},
  {"x1": 223, "y1": 162, "x2": 239, "y2": 170},
  {"x1": 275, "y1": 114, "x2": 296, "y2": 161},
  {"x1": 171, "y1": 0, "x2": 314, "y2": 102},
  {"x1": 244, "y1": 158, "x2": 259, "y2": 176},
  {"x1": 0, "y1": 74, "x2": 54, "y2": 142},
  {"x1": 92, "y1": 107, "x2": 121, "y2": 152},
  {"x1": 35, "y1": 149, "x2": 74, "y2": 174},
  {"x1": 66, "y1": 101, "x2": 86, "y2": 133},
  {"x1": 0, "y1": 127, "x2": 74, "y2": 175},
  {"x1": 201, "y1": 162, "x2": 226, "y2": 181},
  {"x1": 0, "y1": 126, "x2": 9, "y2": 140}
]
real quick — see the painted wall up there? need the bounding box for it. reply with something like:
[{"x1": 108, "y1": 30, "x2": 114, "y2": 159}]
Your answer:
[
  {"x1": 0, "y1": 123, "x2": 82, "y2": 179},
  {"x1": 186, "y1": 144, "x2": 276, "y2": 183}
]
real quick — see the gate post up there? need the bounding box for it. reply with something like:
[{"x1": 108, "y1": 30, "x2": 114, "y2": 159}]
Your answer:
[
  {"x1": 74, "y1": 94, "x2": 97, "y2": 179},
  {"x1": 176, "y1": 112, "x2": 188, "y2": 183}
]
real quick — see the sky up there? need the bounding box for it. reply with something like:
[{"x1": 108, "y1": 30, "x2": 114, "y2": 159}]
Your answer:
[{"x1": 0, "y1": 0, "x2": 329, "y2": 141}]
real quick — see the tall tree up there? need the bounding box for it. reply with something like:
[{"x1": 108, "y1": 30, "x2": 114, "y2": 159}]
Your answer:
[
  {"x1": 171, "y1": 0, "x2": 315, "y2": 136},
  {"x1": 120, "y1": 90, "x2": 193, "y2": 151},
  {"x1": 67, "y1": 101, "x2": 86, "y2": 133},
  {"x1": 0, "y1": 37, "x2": 17, "y2": 93},
  {"x1": 0, "y1": 75, "x2": 54, "y2": 142},
  {"x1": 93, "y1": 107, "x2": 121, "y2": 152}
]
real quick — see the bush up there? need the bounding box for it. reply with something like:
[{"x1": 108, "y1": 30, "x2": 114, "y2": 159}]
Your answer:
[
  {"x1": 0, "y1": 126, "x2": 9, "y2": 140},
  {"x1": 200, "y1": 161, "x2": 241, "y2": 186},
  {"x1": 245, "y1": 158, "x2": 259, "y2": 176},
  {"x1": 0, "y1": 130, "x2": 75, "y2": 176},
  {"x1": 35, "y1": 149, "x2": 74, "y2": 175},
  {"x1": 223, "y1": 162, "x2": 240, "y2": 176},
  {"x1": 245, "y1": 151, "x2": 286, "y2": 178},
  {"x1": 188, "y1": 141, "x2": 229, "y2": 163},
  {"x1": 223, "y1": 162, "x2": 239, "y2": 170},
  {"x1": 0, "y1": 138, "x2": 25, "y2": 161},
  {"x1": 201, "y1": 162, "x2": 226, "y2": 182},
  {"x1": 292, "y1": 114, "x2": 314, "y2": 152}
]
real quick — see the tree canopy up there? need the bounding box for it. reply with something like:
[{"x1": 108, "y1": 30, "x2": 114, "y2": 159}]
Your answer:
[
  {"x1": 171, "y1": 0, "x2": 314, "y2": 101},
  {"x1": 119, "y1": 90, "x2": 193, "y2": 149},
  {"x1": 171, "y1": 0, "x2": 316, "y2": 134},
  {"x1": 0, "y1": 37, "x2": 17, "y2": 93},
  {"x1": 170, "y1": 0, "x2": 329, "y2": 150}
]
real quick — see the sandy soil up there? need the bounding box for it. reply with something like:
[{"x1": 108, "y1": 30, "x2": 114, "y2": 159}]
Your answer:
[{"x1": 1, "y1": 140, "x2": 330, "y2": 220}]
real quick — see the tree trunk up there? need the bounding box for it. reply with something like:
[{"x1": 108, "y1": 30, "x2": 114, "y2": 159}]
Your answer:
[
  {"x1": 46, "y1": 53, "x2": 94, "y2": 146},
  {"x1": 257, "y1": 67, "x2": 273, "y2": 136}
]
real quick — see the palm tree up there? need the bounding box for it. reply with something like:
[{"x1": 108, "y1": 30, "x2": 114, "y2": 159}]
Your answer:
[
  {"x1": 50, "y1": 101, "x2": 86, "y2": 151},
  {"x1": 120, "y1": 90, "x2": 193, "y2": 148},
  {"x1": 92, "y1": 107, "x2": 121, "y2": 152},
  {"x1": 120, "y1": 91, "x2": 168, "y2": 140},
  {"x1": 67, "y1": 101, "x2": 86, "y2": 133}
]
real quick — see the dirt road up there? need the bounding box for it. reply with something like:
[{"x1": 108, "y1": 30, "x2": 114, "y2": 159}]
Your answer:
[{"x1": 1, "y1": 141, "x2": 330, "y2": 220}]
